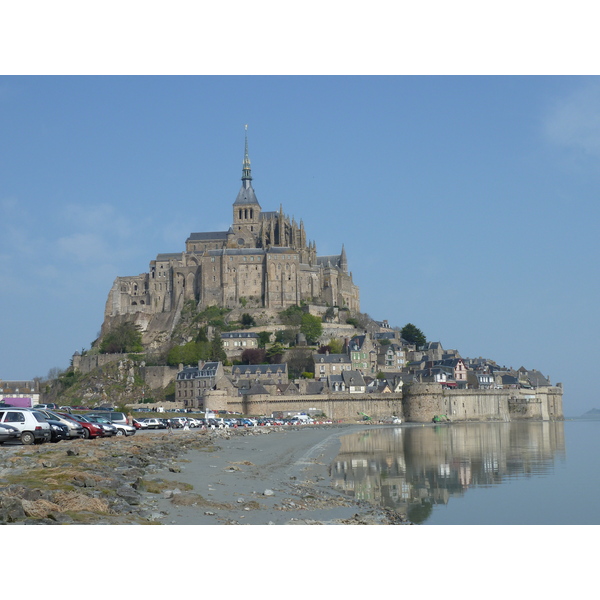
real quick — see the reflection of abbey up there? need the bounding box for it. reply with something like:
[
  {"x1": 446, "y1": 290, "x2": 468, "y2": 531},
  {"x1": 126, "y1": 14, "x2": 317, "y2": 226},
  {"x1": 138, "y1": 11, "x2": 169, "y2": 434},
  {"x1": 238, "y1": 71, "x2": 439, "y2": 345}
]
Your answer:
[{"x1": 104, "y1": 130, "x2": 360, "y2": 326}]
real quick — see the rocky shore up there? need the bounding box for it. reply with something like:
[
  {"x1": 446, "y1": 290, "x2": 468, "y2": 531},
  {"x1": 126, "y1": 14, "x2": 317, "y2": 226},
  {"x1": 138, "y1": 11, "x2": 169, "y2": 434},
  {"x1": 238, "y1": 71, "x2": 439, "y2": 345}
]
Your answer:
[{"x1": 0, "y1": 425, "x2": 411, "y2": 525}]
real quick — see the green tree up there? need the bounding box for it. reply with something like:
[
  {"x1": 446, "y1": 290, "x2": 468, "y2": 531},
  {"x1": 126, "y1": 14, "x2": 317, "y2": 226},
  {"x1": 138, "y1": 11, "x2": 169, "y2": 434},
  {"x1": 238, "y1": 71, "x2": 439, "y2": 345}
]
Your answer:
[
  {"x1": 166, "y1": 340, "x2": 211, "y2": 366},
  {"x1": 258, "y1": 331, "x2": 271, "y2": 348},
  {"x1": 401, "y1": 323, "x2": 427, "y2": 347},
  {"x1": 279, "y1": 305, "x2": 304, "y2": 327},
  {"x1": 210, "y1": 330, "x2": 227, "y2": 362},
  {"x1": 300, "y1": 313, "x2": 323, "y2": 345},
  {"x1": 266, "y1": 342, "x2": 286, "y2": 364},
  {"x1": 241, "y1": 313, "x2": 256, "y2": 328},
  {"x1": 99, "y1": 323, "x2": 143, "y2": 354}
]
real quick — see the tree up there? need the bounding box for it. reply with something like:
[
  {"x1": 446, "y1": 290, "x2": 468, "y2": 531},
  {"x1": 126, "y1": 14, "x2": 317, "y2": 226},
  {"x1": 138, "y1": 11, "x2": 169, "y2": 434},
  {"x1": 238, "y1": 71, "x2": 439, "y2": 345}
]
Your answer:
[
  {"x1": 258, "y1": 331, "x2": 271, "y2": 348},
  {"x1": 241, "y1": 313, "x2": 256, "y2": 328},
  {"x1": 166, "y1": 340, "x2": 211, "y2": 366},
  {"x1": 300, "y1": 313, "x2": 323, "y2": 345},
  {"x1": 241, "y1": 348, "x2": 267, "y2": 364},
  {"x1": 286, "y1": 347, "x2": 314, "y2": 379},
  {"x1": 210, "y1": 330, "x2": 227, "y2": 362},
  {"x1": 266, "y1": 343, "x2": 286, "y2": 364},
  {"x1": 279, "y1": 305, "x2": 304, "y2": 327},
  {"x1": 401, "y1": 323, "x2": 427, "y2": 347},
  {"x1": 99, "y1": 322, "x2": 143, "y2": 354}
]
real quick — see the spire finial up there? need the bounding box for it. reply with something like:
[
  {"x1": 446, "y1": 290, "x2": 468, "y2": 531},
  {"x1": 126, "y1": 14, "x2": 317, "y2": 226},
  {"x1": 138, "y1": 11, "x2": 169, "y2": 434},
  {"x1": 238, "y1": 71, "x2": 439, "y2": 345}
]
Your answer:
[{"x1": 242, "y1": 124, "x2": 252, "y2": 184}]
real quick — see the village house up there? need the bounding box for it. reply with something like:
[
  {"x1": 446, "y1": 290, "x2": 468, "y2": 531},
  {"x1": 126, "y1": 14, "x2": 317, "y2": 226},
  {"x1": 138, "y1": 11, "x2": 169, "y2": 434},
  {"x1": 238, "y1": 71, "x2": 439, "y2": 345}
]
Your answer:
[
  {"x1": 175, "y1": 361, "x2": 228, "y2": 409},
  {"x1": 313, "y1": 353, "x2": 352, "y2": 381},
  {"x1": 0, "y1": 380, "x2": 40, "y2": 406},
  {"x1": 221, "y1": 331, "x2": 260, "y2": 359},
  {"x1": 346, "y1": 335, "x2": 378, "y2": 375}
]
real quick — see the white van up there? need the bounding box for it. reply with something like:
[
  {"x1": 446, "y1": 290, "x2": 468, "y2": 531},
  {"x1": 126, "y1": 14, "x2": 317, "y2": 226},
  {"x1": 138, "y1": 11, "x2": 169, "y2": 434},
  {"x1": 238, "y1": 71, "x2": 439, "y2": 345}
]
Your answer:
[{"x1": 293, "y1": 414, "x2": 313, "y2": 423}]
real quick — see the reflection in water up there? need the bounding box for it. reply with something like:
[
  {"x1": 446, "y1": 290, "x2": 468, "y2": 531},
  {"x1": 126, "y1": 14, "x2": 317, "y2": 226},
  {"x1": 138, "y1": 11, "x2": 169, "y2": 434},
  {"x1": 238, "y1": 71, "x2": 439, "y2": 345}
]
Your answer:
[{"x1": 331, "y1": 422, "x2": 566, "y2": 524}]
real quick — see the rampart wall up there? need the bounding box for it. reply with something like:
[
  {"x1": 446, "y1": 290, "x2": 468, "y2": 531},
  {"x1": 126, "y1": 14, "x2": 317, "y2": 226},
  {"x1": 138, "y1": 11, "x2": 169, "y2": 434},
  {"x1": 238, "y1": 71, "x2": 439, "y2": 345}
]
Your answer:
[
  {"x1": 402, "y1": 383, "x2": 563, "y2": 423},
  {"x1": 203, "y1": 383, "x2": 564, "y2": 422}
]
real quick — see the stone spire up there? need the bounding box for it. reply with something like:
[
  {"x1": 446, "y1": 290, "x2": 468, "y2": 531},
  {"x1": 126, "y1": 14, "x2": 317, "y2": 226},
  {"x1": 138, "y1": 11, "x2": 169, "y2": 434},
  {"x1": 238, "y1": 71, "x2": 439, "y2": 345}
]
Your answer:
[
  {"x1": 242, "y1": 124, "x2": 252, "y2": 184},
  {"x1": 234, "y1": 125, "x2": 260, "y2": 207},
  {"x1": 340, "y1": 244, "x2": 348, "y2": 273}
]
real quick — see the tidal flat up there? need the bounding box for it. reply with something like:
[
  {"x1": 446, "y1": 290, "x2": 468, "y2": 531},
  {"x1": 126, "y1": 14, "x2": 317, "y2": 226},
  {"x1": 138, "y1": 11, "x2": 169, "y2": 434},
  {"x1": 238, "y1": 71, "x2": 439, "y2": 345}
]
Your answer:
[{"x1": 0, "y1": 424, "x2": 410, "y2": 525}]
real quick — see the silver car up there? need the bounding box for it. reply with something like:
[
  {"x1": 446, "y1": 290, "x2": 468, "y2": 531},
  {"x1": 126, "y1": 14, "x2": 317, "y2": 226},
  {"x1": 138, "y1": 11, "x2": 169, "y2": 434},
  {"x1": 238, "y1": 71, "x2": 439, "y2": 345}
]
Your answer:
[{"x1": 33, "y1": 409, "x2": 85, "y2": 439}]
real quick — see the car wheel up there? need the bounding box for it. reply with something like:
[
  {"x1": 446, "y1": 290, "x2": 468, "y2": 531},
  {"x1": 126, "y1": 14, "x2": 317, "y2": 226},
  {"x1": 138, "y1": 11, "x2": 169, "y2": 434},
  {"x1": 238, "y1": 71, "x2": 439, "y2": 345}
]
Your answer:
[
  {"x1": 21, "y1": 431, "x2": 35, "y2": 445},
  {"x1": 82, "y1": 428, "x2": 90, "y2": 439},
  {"x1": 116, "y1": 429, "x2": 125, "y2": 436}
]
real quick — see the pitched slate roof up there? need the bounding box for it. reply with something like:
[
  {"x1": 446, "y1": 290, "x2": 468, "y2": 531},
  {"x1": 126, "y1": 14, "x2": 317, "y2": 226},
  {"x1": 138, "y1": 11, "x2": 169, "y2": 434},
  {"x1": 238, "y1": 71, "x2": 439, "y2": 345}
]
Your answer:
[
  {"x1": 221, "y1": 332, "x2": 259, "y2": 339},
  {"x1": 186, "y1": 231, "x2": 229, "y2": 242},
  {"x1": 231, "y1": 364, "x2": 287, "y2": 376},
  {"x1": 177, "y1": 361, "x2": 221, "y2": 380},
  {"x1": 313, "y1": 353, "x2": 351, "y2": 364}
]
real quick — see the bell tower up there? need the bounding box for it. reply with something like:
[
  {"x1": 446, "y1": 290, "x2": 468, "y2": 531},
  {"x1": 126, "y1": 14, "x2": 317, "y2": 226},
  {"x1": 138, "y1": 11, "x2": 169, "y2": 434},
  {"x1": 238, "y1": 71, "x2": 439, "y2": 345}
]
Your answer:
[{"x1": 232, "y1": 125, "x2": 261, "y2": 247}]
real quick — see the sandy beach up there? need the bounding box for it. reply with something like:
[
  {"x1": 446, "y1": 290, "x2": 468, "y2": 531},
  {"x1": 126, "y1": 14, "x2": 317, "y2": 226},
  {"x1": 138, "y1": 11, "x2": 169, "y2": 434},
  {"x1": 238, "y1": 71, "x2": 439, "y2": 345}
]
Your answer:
[{"x1": 146, "y1": 424, "x2": 409, "y2": 525}]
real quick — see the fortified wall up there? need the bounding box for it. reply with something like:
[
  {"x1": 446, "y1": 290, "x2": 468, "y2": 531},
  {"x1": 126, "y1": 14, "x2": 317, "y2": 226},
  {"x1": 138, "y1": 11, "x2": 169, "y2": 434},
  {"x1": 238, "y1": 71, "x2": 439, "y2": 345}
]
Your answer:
[
  {"x1": 202, "y1": 383, "x2": 563, "y2": 422},
  {"x1": 401, "y1": 383, "x2": 563, "y2": 422},
  {"x1": 204, "y1": 391, "x2": 404, "y2": 421}
]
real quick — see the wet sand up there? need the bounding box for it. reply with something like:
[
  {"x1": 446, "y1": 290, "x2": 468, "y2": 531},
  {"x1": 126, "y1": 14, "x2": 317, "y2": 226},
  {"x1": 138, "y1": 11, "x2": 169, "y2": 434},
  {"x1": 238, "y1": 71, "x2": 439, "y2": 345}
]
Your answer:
[{"x1": 146, "y1": 425, "x2": 408, "y2": 525}]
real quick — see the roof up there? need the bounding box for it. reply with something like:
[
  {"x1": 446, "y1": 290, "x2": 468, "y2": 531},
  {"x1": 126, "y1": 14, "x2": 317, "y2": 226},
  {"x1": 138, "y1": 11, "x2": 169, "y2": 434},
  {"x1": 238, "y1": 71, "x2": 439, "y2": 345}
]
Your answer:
[
  {"x1": 156, "y1": 253, "x2": 184, "y2": 261},
  {"x1": 316, "y1": 255, "x2": 342, "y2": 268},
  {"x1": 342, "y1": 370, "x2": 366, "y2": 386},
  {"x1": 231, "y1": 364, "x2": 287, "y2": 376},
  {"x1": 221, "y1": 332, "x2": 259, "y2": 339},
  {"x1": 177, "y1": 362, "x2": 221, "y2": 379},
  {"x1": 313, "y1": 353, "x2": 351, "y2": 364},
  {"x1": 242, "y1": 383, "x2": 270, "y2": 396},
  {"x1": 234, "y1": 183, "x2": 260, "y2": 205},
  {"x1": 187, "y1": 231, "x2": 229, "y2": 242}
]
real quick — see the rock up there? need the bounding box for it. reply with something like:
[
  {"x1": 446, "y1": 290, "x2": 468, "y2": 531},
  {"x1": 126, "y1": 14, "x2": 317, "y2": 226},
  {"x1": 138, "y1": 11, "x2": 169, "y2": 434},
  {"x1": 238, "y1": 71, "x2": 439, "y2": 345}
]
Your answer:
[
  {"x1": 116, "y1": 486, "x2": 142, "y2": 505},
  {"x1": 0, "y1": 496, "x2": 26, "y2": 522},
  {"x1": 263, "y1": 489, "x2": 275, "y2": 496}
]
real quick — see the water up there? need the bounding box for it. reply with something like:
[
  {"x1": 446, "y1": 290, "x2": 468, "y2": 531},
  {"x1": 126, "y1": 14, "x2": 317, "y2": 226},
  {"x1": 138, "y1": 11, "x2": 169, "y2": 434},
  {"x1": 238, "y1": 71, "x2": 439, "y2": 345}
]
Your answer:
[{"x1": 331, "y1": 419, "x2": 600, "y2": 524}]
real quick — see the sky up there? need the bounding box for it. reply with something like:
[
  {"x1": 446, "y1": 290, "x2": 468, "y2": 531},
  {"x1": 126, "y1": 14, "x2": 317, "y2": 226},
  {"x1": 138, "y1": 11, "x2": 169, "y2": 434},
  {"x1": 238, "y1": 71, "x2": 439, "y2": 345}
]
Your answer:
[
  {"x1": 1, "y1": 75, "x2": 598, "y2": 416},
  {"x1": 2, "y1": 3, "x2": 600, "y2": 423}
]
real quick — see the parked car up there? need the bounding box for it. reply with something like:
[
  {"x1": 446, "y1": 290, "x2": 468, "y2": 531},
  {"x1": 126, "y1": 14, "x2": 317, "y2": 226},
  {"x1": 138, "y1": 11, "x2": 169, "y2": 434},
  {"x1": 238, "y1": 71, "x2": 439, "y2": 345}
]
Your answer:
[
  {"x1": 48, "y1": 419, "x2": 70, "y2": 443},
  {"x1": 0, "y1": 408, "x2": 52, "y2": 445},
  {"x1": 141, "y1": 418, "x2": 167, "y2": 430},
  {"x1": 32, "y1": 409, "x2": 86, "y2": 439},
  {"x1": 113, "y1": 422, "x2": 136, "y2": 436},
  {"x1": 86, "y1": 411, "x2": 128, "y2": 426},
  {"x1": 58, "y1": 413, "x2": 105, "y2": 439},
  {"x1": 0, "y1": 423, "x2": 20, "y2": 444},
  {"x1": 84, "y1": 415, "x2": 119, "y2": 436}
]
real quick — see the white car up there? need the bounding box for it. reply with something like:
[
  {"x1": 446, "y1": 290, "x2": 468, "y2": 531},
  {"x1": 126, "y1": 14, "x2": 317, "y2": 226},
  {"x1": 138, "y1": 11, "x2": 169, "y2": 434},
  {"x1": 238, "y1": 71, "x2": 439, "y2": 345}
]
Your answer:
[
  {"x1": 113, "y1": 422, "x2": 136, "y2": 436},
  {"x1": 0, "y1": 408, "x2": 52, "y2": 445},
  {"x1": 141, "y1": 418, "x2": 166, "y2": 430}
]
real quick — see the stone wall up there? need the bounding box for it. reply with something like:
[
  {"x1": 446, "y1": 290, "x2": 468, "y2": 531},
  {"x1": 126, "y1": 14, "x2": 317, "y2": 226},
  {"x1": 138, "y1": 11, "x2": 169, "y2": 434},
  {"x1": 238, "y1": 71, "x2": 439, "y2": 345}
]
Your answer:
[
  {"x1": 402, "y1": 383, "x2": 564, "y2": 422},
  {"x1": 208, "y1": 384, "x2": 564, "y2": 422},
  {"x1": 139, "y1": 365, "x2": 179, "y2": 390},
  {"x1": 205, "y1": 392, "x2": 405, "y2": 421},
  {"x1": 72, "y1": 353, "x2": 128, "y2": 374}
]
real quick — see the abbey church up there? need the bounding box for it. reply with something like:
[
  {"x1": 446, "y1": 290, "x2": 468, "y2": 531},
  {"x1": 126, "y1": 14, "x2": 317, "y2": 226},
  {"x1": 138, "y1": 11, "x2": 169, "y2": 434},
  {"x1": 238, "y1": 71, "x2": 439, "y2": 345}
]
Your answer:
[{"x1": 104, "y1": 130, "x2": 360, "y2": 330}]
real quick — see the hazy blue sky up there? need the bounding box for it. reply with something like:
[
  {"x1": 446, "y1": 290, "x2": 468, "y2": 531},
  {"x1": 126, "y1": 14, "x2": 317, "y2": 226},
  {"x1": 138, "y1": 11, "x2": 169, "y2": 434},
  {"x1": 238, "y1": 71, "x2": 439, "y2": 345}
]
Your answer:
[{"x1": 1, "y1": 75, "x2": 598, "y2": 415}]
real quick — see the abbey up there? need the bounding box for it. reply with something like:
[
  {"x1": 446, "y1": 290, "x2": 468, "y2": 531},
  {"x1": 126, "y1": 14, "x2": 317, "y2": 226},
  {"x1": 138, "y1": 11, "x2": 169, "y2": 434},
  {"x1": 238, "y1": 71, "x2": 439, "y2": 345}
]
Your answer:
[{"x1": 104, "y1": 130, "x2": 360, "y2": 325}]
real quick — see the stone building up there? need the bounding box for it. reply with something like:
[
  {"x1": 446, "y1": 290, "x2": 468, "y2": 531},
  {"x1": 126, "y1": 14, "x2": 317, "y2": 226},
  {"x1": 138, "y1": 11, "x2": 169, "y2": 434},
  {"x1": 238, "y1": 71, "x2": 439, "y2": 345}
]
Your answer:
[
  {"x1": 221, "y1": 331, "x2": 260, "y2": 359},
  {"x1": 175, "y1": 361, "x2": 229, "y2": 409},
  {"x1": 103, "y1": 129, "x2": 360, "y2": 339}
]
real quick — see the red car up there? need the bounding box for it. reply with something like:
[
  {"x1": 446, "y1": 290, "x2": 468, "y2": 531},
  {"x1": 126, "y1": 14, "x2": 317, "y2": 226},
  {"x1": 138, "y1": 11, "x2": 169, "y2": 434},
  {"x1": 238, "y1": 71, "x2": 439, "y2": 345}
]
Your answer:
[{"x1": 58, "y1": 412, "x2": 105, "y2": 439}]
